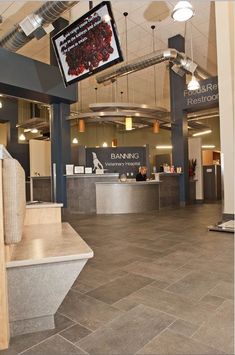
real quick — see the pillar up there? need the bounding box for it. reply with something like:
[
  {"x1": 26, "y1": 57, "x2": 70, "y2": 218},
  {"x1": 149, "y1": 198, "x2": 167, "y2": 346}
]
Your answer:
[
  {"x1": 50, "y1": 103, "x2": 71, "y2": 204},
  {"x1": 168, "y1": 35, "x2": 189, "y2": 205},
  {"x1": 215, "y1": 2, "x2": 234, "y2": 219}
]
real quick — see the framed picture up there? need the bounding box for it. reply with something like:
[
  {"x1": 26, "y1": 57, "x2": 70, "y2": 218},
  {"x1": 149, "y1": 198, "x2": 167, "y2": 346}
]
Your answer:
[
  {"x1": 74, "y1": 166, "x2": 85, "y2": 174},
  {"x1": 52, "y1": 1, "x2": 123, "y2": 86},
  {"x1": 85, "y1": 167, "x2": 92, "y2": 174}
]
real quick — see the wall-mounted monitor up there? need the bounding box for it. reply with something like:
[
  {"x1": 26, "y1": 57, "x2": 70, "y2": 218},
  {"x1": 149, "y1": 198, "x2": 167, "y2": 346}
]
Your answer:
[{"x1": 52, "y1": 1, "x2": 123, "y2": 87}]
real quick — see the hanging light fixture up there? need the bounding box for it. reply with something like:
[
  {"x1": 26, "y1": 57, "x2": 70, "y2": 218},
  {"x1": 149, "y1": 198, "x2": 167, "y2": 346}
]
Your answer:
[
  {"x1": 153, "y1": 120, "x2": 160, "y2": 133},
  {"x1": 123, "y1": 11, "x2": 133, "y2": 131},
  {"x1": 102, "y1": 142, "x2": 108, "y2": 147},
  {"x1": 171, "y1": 1, "x2": 195, "y2": 22},
  {"x1": 187, "y1": 20, "x2": 200, "y2": 91},
  {"x1": 151, "y1": 25, "x2": 160, "y2": 134},
  {"x1": 78, "y1": 119, "x2": 85, "y2": 132},
  {"x1": 19, "y1": 133, "x2": 26, "y2": 141},
  {"x1": 125, "y1": 117, "x2": 132, "y2": 131},
  {"x1": 72, "y1": 138, "x2": 78, "y2": 144}
]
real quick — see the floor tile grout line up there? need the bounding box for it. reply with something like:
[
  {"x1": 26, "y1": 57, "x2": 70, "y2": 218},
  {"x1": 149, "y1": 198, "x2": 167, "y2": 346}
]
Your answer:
[
  {"x1": 134, "y1": 317, "x2": 176, "y2": 355},
  {"x1": 17, "y1": 321, "x2": 77, "y2": 355},
  {"x1": 57, "y1": 333, "x2": 89, "y2": 354},
  {"x1": 57, "y1": 311, "x2": 95, "y2": 333}
]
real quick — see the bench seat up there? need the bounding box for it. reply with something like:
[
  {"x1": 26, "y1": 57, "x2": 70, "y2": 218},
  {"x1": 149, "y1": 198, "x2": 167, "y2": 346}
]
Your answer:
[{"x1": 6, "y1": 223, "x2": 93, "y2": 337}]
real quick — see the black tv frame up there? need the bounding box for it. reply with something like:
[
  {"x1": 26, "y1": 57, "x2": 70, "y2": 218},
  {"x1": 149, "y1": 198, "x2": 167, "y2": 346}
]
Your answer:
[{"x1": 52, "y1": 1, "x2": 123, "y2": 87}]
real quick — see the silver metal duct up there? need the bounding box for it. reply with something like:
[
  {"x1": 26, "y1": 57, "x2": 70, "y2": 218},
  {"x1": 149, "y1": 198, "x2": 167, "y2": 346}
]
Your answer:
[
  {"x1": 0, "y1": 1, "x2": 77, "y2": 52},
  {"x1": 96, "y1": 48, "x2": 210, "y2": 85}
]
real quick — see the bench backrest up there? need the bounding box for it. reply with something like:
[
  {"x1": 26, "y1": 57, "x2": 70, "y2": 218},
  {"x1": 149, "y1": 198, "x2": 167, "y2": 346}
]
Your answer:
[{"x1": 2, "y1": 159, "x2": 26, "y2": 245}]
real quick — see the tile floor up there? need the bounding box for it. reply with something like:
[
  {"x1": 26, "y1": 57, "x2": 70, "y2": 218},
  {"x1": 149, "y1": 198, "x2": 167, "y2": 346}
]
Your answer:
[{"x1": 1, "y1": 203, "x2": 234, "y2": 355}]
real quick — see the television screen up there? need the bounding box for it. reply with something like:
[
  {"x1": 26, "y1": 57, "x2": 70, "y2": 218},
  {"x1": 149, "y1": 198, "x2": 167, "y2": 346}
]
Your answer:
[{"x1": 52, "y1": 1, "x2": 123, "y2": 87}]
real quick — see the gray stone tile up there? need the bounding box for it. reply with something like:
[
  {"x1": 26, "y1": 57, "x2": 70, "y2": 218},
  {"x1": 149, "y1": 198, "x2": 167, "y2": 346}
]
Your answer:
[
  {"x1": 112, "y1": 297, "x2": 140, "y2": 312},
  {"x1": 209, "y1": 281, "x2": 234, "y2": 300},
  {"x1": 21, "y1": 334, "x2": 86, "y2": 355},
  {"x1": 87, "y1": 273, "x2": 153, "y2": 304},
  {"x1": 78, "y1": 304, "x2": 175, "y2": 355},
  {"x1": 58, "y1": 290, "x2": 122, "y2": 330},
  {"x1": 0, "y1": 314, "x2": 74, "y2": 355},
  {"x1": 123, "y1": 284, "x2": 217, "y2": 325},
  {"x1": 166, "y1": 271, "x2": 222, "y2": 301},
  {"x1": 199, "y1": 294, "x2": 225, "y2": 307},
  {"x1": 192, "y1": 300, "x2": 234, "y2": 354},
  {"x1": 137, "y1": 329, "x2": 224, "y2": 355},
  {"x1": 60, "y1": 323, "x2": 91, "y2": 344},
  {"x1": 168, "y1": 319, "x2": 199, "y2": 337},
  {"x1": 72, "y1": 266, "x2": 126, "y2": 293},
  {"x1": 123, "y1": 260, "x2": 192, "y2": 283}
]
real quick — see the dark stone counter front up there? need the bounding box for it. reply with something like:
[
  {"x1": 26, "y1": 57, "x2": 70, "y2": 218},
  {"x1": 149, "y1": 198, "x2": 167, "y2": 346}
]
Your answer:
[{"x1": 66, "y1": 174, "x2": 119, "y2": 214}]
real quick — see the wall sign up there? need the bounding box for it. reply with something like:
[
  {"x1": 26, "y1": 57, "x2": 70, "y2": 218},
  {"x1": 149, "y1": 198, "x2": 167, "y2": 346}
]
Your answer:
[
  {"x1": 86, "y1": 147, "x2": 147, "y2": 176},
  {"x1": 183, "y1": 76, "x2": 219, "y2": 111}
]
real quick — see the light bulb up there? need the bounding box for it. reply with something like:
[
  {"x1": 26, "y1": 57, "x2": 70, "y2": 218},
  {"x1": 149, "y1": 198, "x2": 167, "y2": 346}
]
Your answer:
[
  {"x1": 19, "y1": 133, "x2": 26, "y2": 141},
  {"x1": 72, "y1": 138, "x2": 78, "y2": 144},
  {"x1": 102, "y1": 142, "x2": 108, "y2": 147},
  {"x1": 172, "y1": 1, "x2": 194, "y2": 22},
  {"x1": 187, "y1": 75, "x2": 200, "y2": 91},
  {"x1": 31, "y1": 128, "x2": 38, "y2": 133}
]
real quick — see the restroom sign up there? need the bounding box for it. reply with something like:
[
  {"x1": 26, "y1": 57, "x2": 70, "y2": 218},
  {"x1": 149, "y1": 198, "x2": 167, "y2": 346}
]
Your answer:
[{"x1": 183, "y1": 76, "x2": 219, "y2": 111}]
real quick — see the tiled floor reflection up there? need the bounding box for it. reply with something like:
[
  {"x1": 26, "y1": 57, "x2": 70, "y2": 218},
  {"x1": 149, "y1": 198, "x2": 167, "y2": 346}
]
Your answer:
[{"x1": 1, "y1": 203, "x2": 234, "y2": 355}]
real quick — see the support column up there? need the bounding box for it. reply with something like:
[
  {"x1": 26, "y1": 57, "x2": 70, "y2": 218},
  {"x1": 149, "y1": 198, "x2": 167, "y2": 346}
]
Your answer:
[
  {"x1": 215, "y1": 2, "x2": 234, "y2": 220},
  {"x1": 168, "y1": 35, "x2": 189, "y2": 205},
  {"x1": 50, "y1": 103, "x2": 71, "y2": 204}
]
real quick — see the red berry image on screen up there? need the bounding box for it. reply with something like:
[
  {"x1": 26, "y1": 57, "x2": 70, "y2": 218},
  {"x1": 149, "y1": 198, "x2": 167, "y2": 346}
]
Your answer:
[{"x1": 62, "y1": 16, "x2": 115, "y2": 77}]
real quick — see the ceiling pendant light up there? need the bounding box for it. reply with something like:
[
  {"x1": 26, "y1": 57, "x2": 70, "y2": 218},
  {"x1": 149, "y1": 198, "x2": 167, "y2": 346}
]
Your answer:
[
  {"x1": 78, "y1": 119, "x2": 85, "y2": 133},
  {"x1": 153, "y1": 120, "x2": 160, "y2": 133},
  {"x1": 19, "y1": 133, "x2": 26, "y2": 141},
  {"x1": 187, "y1": 74, "x2": 200, "y2": 91},
  {"x1": 172, "y1": 1, "x2": 194, "y2": 22},
  {"x1": 125, "y1": 117, "x2": 132, "y2": 131},
  {"x1": 187, "y1": 19, "x2": 200, "y2": 91},
  {"x1": 72, "y1": 138, "x2": 78, "y2": 144},
  {"x1": 102, "y1": 142, "x2": 108, "y2": 147},
  {"x1": 151, "y1": 26, "x2": 160, "y2": 134}
]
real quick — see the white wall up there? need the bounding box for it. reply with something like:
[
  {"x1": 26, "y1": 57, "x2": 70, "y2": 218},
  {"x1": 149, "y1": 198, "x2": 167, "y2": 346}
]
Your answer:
[
  {"x1": 215, "y1": 2, "x2": 234, "y2": 216},
  {"x1": 29, "y1": 140, "x2": 51, "y2": 177},
  {"x1": 188, "y1": 137, "x2": 203, "y2": 200}
]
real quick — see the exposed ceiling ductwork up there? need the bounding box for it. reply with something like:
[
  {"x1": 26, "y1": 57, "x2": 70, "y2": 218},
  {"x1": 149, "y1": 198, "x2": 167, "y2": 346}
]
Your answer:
[
  {"x1": 0, "y1": 1, "x2": 77, "y2": 52},
  {"x1": 96, "y1": 48, "x2": 210, "y2": 85}
]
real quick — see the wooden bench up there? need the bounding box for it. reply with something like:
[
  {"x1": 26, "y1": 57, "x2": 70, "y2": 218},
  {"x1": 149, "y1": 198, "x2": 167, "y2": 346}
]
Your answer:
[{"x1": 0, "y1": 146, "x2": 93, "y2": 349}]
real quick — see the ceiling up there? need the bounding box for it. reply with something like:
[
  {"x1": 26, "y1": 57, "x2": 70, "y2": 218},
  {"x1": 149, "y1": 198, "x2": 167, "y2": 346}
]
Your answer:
[{"x1": 0, "y1": 1, "x2": 218, "y2": 132}]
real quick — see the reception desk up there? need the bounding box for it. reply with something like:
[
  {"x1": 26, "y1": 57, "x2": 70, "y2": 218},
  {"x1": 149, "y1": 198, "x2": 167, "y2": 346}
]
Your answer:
[{"x1": 96, "y1": 181, "x2": 160, "y2": 214}]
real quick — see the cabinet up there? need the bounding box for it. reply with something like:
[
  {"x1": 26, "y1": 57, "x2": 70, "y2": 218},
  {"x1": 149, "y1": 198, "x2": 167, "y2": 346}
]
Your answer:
[{"x1": 202, "y1": 150, "x2": 220, "y2": 166}]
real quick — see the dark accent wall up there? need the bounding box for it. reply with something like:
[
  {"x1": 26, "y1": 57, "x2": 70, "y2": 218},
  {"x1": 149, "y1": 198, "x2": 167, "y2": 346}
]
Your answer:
[
  {"x1": 0, "y1": 97, "x2": 29, "y2": 177},
  {"x1": 168, "y1": 35, "x2": 189, "y2": 204}
]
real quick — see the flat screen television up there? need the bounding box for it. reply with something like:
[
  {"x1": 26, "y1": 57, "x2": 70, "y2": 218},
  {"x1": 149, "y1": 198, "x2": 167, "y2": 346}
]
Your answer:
[{"x1": 52, "y1": 1, "x2": 123, "y2": 87}]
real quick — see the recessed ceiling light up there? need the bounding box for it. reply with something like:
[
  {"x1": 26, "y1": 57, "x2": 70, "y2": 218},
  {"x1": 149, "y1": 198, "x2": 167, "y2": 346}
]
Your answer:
[
  {"x1": 193, "y1": 130, "x2": 212, "y2": 137},
  {"x1": 156, "y1": 145, "x2": 173, "y2": 149},
  {"x1": 201, "y1": 145, "x2": 215, "y2": 149}
]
